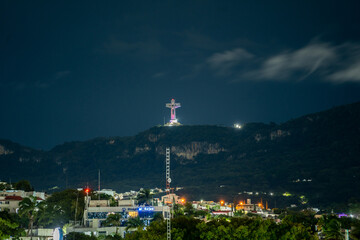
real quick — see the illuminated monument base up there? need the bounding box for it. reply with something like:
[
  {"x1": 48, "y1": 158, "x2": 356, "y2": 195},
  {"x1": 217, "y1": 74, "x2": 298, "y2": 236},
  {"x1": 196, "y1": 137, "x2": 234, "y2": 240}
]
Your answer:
[
  {"x1": 165, "y1": 119, "x2": 181, "y2": 126},
  {"x1": 165, "y1": 99, "x2": 181, "y2": 126}
]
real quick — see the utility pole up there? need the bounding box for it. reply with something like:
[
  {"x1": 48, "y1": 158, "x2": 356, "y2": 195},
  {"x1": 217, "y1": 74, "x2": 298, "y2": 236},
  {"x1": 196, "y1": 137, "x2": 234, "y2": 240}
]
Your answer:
[
  {"x1": 165, "y1": 147, "x2": 171, "y2": 240},
  {"x1": 98, "y1": 169, "x2": 100, "y2": 200},
  {"x1": 75, "y1": 190, "x2": 79, "y2": 225}
]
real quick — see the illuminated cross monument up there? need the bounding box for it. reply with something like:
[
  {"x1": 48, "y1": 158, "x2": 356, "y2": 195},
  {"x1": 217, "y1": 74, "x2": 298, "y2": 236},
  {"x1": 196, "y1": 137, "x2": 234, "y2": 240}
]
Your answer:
[{"x1": 165, "y1": 99, "x2": 181, "y2": 126}]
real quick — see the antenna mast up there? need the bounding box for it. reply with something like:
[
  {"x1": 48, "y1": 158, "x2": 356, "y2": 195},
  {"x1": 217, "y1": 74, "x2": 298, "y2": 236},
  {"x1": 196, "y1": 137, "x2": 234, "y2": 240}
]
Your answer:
[
  {"x1": 165, "y1": 147, "x2": 171, "y2": 240},
  {"x1": 98, "y1": 169, "x2": 101, "y2": 200}
]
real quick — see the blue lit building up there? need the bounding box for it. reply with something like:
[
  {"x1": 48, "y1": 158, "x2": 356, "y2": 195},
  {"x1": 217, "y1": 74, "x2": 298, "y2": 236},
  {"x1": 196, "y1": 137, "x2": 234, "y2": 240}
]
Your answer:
[{"x1": 84, "y1": 203, "x2": 169, "y2": 228}]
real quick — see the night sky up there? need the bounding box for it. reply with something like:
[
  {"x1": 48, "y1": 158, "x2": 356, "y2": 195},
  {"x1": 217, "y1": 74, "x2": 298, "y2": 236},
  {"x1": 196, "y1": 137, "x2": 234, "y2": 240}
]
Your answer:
[{"x1": 1, "y1": 1, "x2": 360, "y2": 150}]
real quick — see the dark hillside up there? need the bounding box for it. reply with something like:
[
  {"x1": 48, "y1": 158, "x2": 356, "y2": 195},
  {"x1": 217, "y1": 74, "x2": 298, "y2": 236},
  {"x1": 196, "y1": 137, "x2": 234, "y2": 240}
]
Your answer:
[{"x1": 1, "y1": 102, "x2": 359, "y2": 209}]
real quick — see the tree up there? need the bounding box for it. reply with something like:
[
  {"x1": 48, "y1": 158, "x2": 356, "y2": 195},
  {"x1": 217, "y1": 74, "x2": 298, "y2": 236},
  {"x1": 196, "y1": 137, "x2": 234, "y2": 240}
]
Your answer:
[
  {"x1": 104, "y1": 234, "x2": 123, "y2": 240},
  {"x1": 152, "y1": 212, "x2": 164, "y2": 222},
  {"x1": 126, "y1": 217, "x2": 144, "y2": 231},
  {"x1": 14, "y1": 180, "x2": 34, "y2": 191},
  {"x1": 173, "y1": 204, "x2": 184, "y2": 217},
  {"x1": 103, "y1": 214, "x2": 122, "y2": 234},
  {"x1": 183, "y1": 202, "x2": 195, "y2": 216},
  {"x1": 0, "y1": 182, "x2": 12, "y2": 191},
  {"x1": 137, "y1": 189, "x2": 153, "y2": 205},
  {"x1": 36, "y1": 201, "x2": 56, "y2": 227},
  {"x1": 0, "y1": 217, "x2": 19, "y2": 240},
  {"x1": 351, "y1": 220, "x2": 360, "y2": 240},
  {"x1": 0, "y1": 210, "x2": 26, "y2": 238},
  {"x1": 44, "y1": 189, "x2": 85, "y2": 227},
  {"x1": 65, "y1": 232, "x2": 97, "y2": 240},
  {"x1": 233, "y1": 210, "x2": 245, "y2": 217},
  {"x1": 120, "y1": 213, "x2": 318, "y2": 240},
  {"x1": 171, "y1": 216, "x2": 201, "y2": 240},
  {"x1": 18, "y1": 196, "x2": 38, "y2": 237},
  {"x1": 323, "y1": 218, "x2": 344, "y2": 240},
  {"x1": 281, "y1": 209, "x2": 317, "y2": 233}
]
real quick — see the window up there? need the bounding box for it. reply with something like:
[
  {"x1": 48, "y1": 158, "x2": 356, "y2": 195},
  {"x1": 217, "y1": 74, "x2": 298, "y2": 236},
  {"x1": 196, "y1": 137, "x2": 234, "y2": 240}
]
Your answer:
[{"x1": 128, "y1": 211, "x2": 138, "y2": 218}]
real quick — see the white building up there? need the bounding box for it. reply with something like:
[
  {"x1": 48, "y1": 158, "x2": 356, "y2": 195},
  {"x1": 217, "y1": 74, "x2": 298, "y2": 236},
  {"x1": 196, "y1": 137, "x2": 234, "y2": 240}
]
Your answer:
[
  {"x1": 72, "y1": 197, "x2": 170, "y2": 238},
  {"x1": 0, "y1": 190, "x2": 45, "y2": 213},
  {"x1": 96, "y1": 189, "x2": 116, "y2": 197}
]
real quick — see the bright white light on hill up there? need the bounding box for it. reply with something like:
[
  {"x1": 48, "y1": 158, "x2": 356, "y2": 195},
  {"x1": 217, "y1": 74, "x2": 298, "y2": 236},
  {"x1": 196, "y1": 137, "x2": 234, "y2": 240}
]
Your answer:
[{"x1": 234, "y1": 123, "x2": 242, "y2": 129}]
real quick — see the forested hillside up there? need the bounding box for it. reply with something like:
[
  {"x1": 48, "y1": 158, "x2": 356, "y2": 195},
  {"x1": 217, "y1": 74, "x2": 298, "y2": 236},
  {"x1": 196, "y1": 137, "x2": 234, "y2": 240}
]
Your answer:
[{"x1": 1, "y1": 102, "x2": 359, "y2": 209}]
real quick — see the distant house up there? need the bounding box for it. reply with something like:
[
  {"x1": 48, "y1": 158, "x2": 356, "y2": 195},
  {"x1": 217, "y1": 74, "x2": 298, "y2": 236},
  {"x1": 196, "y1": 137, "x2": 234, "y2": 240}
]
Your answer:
[
  {"x1": 0, "y1": 190, "x2": 45, "y2": 213},
  {"x1": 0, "y1": 189, "x2": 46, "y2": 200},
  {"x1": 161, "y1": 193, "x2": 180, "y2": 204},
  {"x1": 212, "y1": 210, "x2": 233, "y2": 216},
  {"x1": 0, "y1": 195, "x2": 43, "y2": 213},
  {"x1": 96, "y1": 189, "x2": 116, "y2": 197},
  {"x1": 235, "y1": 199, "x2": 262, "y2": 212}
]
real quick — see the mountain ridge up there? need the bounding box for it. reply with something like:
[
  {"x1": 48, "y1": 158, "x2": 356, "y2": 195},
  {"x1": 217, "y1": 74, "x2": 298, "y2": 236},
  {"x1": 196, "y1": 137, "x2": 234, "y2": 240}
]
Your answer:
[{"x1": 1, "y1": 101, "x2": 360, "y2": 209}]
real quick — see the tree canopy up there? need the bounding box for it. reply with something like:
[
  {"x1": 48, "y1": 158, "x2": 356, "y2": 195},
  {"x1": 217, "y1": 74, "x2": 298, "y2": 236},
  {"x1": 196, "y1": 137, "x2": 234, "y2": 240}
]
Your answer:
[{"x1": 14, "y1": 180, "x2": 34, "y2": 191}]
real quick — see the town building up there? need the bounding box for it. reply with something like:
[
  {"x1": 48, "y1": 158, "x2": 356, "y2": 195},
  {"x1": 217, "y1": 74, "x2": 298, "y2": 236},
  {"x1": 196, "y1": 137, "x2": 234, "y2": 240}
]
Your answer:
[
  {"x1": 0, "y1": 190, "x2": 45, "y2": 213},
  {"x1": 96, "y1": 189, "x2": 116, "y2": 197},
  {"x1": 69, "y1": 197, "x2": 170, "y2": 238},
  {"x1": 235, "y1": 199, "x2": 263, "y2": 212},
  {"x1": 161, "y1": 193, "x2": 180, "y2": 204}
]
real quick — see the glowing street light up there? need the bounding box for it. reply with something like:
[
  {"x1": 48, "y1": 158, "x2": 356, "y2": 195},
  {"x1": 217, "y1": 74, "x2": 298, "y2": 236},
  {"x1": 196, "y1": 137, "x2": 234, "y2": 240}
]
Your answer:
[{"x1": 220, "y1": 200, "x2": 225, "y2": 206}]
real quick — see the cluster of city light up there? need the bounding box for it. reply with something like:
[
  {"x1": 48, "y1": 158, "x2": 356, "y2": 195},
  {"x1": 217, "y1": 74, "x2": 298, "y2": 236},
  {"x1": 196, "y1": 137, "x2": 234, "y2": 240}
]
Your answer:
[{"x1": 221, "y1": 200, "x2": 265, "y2": 209}]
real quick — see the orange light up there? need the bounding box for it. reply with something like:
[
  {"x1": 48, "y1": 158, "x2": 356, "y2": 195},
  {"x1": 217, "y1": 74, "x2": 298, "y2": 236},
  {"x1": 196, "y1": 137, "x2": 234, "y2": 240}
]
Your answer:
[
  {"x1": 240, "y1": 201, "x2": 243, "y2": 205},
  {"x1": 181, "y1": 198, "x2": 185, "y2": 203},
  {"x1": 220, "y1": 200, "x2": 224, "y2": 206},
  {"x1": 128, "y1": 211, "x2": 138, "y2": 218}
]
